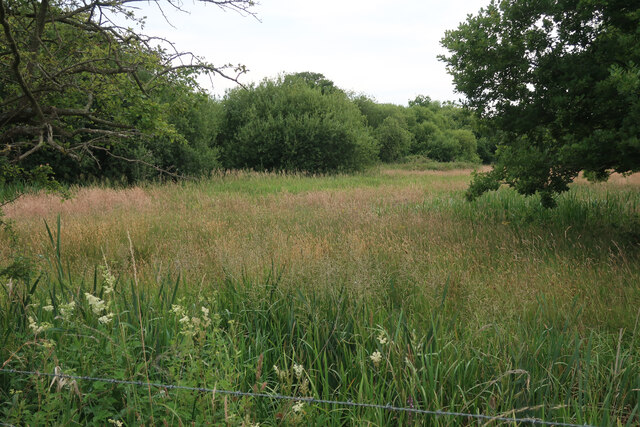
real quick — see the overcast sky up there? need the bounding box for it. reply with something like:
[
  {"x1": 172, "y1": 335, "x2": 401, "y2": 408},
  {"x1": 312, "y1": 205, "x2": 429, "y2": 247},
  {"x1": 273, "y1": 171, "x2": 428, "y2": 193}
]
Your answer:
[{"x1": 131, "y1": 0, "x2": 490, "y2": 105}]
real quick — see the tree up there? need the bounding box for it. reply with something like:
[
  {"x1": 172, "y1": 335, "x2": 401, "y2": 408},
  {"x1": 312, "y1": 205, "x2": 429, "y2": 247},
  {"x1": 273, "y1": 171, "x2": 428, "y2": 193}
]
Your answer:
[
  {"x1": 283, "y1": 72, "x2": 340, "y2": 95},
  {"x1": 219, "y1": 75, "x2": 378, "y2": 173},
  {"x1": 0, "y1": 0, "x2": 255, "y2": 197},
  {"x1": 375, "y1": 115, "x2": 413, "y2": 162},
  {"x1": 440, "y1": 0, "x2": 640, "y2": 207}
]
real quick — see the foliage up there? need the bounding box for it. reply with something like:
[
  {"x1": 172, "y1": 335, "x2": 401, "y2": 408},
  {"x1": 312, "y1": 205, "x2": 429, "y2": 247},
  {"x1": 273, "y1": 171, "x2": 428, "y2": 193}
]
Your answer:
[
  {"x1": 353, "y1": 95, "x2": 484, "y2": 164},
  {"x1": 219, "y1": 75, "x2": 378, "y2": 172},
  {"x1": 386, "y1": 155, "x2": 481, "y2": 171},
  {"x1": 440, "y1": 0, "x2": 640, "y2": 207},
  {"x1": 0, "y1": 0, "x2": 254, "y2": 187},
  {"x1": 352, "y1": 96, "x2": 408, "y2": 129},
  {"x1": 375, "y1": 116, "x2": 413, "y2": 162},
  {"x1": 283, "y1": 71, "x2": 341, "y2": 95},
  {"x1": 406, "y1": 97, "x2": 480, "y2": 162}
]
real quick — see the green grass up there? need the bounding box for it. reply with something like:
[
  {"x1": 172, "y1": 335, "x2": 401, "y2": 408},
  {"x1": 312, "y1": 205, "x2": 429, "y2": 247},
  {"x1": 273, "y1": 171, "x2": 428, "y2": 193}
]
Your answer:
[
  {"x1": 387, "y1": 155, "x2": 482, "y2": 171},
  {"x1": 1, "y1": 167, "x2": 639, "y2": 425}
]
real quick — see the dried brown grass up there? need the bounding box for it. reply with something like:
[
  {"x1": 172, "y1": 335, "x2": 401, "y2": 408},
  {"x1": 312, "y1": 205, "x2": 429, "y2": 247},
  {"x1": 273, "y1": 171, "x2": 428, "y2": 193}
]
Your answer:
[
  {"x1": 5, "y1": 186, "x2": 152, "y2": 219},
  {"x1": 574, "y1": 171, "x2": 640, "y2": 186},
  {"x1": 379, "y1": 165, "x2": 492, "y2": 177}
]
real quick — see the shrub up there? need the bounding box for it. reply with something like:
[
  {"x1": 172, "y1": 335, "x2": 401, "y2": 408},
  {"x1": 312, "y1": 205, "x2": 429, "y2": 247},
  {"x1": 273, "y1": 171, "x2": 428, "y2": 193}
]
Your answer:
[
  {"x1": 220, "y1": 76, "x2": 378, "y2": 172},
  {"x1": 375, "y1": 116, "x2": 413, "y2": 162}
]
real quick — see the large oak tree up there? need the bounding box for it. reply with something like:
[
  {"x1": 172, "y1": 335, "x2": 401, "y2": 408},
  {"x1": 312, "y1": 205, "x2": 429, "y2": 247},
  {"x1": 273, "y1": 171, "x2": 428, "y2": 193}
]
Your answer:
[
  {"x1": 440, "y1": 0, "x2": 639, "y2": 207},
  {"x1": 0, "y1": 0, "x2": 254, "y2": 197}
]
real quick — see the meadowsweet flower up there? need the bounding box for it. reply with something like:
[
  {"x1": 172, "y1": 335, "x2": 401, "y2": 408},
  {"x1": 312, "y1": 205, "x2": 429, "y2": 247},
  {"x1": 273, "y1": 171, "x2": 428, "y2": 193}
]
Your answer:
[
  {"x1": 98, "y1": 313, "x2": 115, "y2": 325},
  {"x1": 178, "y1": 316, "x2": 199, "y2": 337},
  {"x1": 273, "y1": 365, "x2": 288, "y2": 381},
  {"x1": 377, "y1": 332, "x2": 388, "y2": 345},
  {"x1": 171, "y1": 304, "x2": 186, "y2": 317},
  {"x1": 292, "y1": 401, "x2": 305, "y2": 413},
  {"x1": 293, "y1": 363, "x2": 304, "y2": 380},
  {"x1": 172, "y1": 304, "x2": 215, "y2": 337},
  {"x1": 201, "y1": 307, "x2": 211, "y2": 328},
  {"x1": 107, "y1": 420, "x2": 123, "y2": 427},
  {"x1": 370, "y1": 351, "x2": 383, "y2": 367},
  {"x1": 100, "y1": 263, "x2": 116, "y2": 295},
  {"x1": 43, "y1": 304, "x2": 54, "y2": 312},
  {"x1": 84, "y1": 293, "x2": 106, "y2": 315},
  {"x1": 28, "y1": 316, "x2": 52, "y2": 334},
  {"x1": 58, "y1": 301, "x2": 75, "y2": 321}
]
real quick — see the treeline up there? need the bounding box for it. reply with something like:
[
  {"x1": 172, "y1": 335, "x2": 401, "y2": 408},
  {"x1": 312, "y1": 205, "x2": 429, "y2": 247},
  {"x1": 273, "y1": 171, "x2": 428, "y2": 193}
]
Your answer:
[{"x1": 19, "y1": 72, "x2": 493, "y2": 184}]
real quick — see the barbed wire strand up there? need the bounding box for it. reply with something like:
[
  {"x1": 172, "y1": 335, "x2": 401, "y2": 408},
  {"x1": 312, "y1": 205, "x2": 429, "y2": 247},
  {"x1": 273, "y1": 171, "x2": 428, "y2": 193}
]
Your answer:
[{"x1": 0, "y1": 368, "x2": 596, "y2": 427}]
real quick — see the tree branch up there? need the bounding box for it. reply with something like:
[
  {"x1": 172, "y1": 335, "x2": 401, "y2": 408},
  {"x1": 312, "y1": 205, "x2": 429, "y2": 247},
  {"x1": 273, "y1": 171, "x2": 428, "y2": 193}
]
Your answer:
[{"x1": 0, "y1": 0, "x2": 46, "y2": 122}]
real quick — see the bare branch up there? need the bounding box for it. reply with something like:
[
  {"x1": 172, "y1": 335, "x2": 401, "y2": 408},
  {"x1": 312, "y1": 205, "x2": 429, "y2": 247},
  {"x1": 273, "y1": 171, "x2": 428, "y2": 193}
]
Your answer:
[{"x1": 88, "y1": 145, "x2": 195, "y2": 180}]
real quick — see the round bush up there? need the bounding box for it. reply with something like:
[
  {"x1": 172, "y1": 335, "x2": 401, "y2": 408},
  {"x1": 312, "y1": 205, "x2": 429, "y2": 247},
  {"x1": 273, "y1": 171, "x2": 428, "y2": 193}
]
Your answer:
[{"x1": 219, "y1": 77, "x2": 378, "y2": 172}]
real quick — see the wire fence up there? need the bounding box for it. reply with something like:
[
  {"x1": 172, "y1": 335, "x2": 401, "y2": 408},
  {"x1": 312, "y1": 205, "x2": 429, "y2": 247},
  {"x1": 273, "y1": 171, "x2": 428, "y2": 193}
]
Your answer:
[{"x1": 0, "y1": 367, "x2": 598, "y2": 427}]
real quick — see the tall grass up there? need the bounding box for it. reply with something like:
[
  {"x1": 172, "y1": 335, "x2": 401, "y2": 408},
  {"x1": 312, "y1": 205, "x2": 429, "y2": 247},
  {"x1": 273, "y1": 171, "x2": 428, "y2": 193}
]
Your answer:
[
  {"x1": 1, "y1": 234, "x2": 638, "y2": 425},
  {"x1": 1, "y1": 168, "x2": 639, "y2": 424}
]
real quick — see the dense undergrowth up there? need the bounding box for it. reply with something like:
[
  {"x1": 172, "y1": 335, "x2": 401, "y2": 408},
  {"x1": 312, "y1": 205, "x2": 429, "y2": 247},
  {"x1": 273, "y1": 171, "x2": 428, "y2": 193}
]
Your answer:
[{"x1": 1, "y1": 235, "x2": 638, "y2": 425}]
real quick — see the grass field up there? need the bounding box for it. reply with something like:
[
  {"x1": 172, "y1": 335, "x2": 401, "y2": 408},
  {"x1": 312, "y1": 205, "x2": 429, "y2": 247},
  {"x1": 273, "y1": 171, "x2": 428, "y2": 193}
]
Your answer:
[{"x1": 1, "y1": 166, "x2": 639, "y2": 425}]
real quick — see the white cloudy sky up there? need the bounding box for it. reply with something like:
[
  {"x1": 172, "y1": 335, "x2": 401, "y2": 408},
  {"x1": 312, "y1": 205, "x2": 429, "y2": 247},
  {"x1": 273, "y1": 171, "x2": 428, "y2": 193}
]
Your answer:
[{"x1": 129, "y1": 0, "x2": 490, "y2": 105}]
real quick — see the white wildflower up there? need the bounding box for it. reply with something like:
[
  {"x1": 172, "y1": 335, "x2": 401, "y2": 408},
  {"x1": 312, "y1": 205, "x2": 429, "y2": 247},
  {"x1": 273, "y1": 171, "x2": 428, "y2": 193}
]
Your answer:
[
  {"x1": 107, "y1": 418, "x2": 123, "y2": 426},
  {"x1": 101, "y1": 263, "x2": 116, "y2": 295},
  {"x1": 28, "y1": 316, "x2": 52, "y2": 334},
  {"x1": 58, "y1": 300, "x2": 75, "y2": 321},
  {"x1": 273, "y1": 365, "x2": 288, "y2": 381},
  {"x1": 191, "y1": 316, "x2": 201, "y2": 328},
  {"x1": 201, "y1": 307, "x2": 211, "y2": 328},
  {"x1": 98, "y1": 313, "x2": 115, "y2": 325},
  {"x1": 377, "y1": 331, "x2": 388, "y2": 345},
  {"x1": 370, "y1": 351, "x2": 383, "y2": 367},
  {"x1": 42, "y1": 304, "x2": 54, "y2": 312},
  {"x1": 292, "y1": 401, "x2": 305, "y2": 413},
  {"x1": 84, "y1": 293, "x2": 106, "y2": 315},
  {"x1": 171, "y1": 304, "x2": 186, "y2": 317},
  {"x1": 293, "y1": 363, "x2": 304, "y2": 380}
]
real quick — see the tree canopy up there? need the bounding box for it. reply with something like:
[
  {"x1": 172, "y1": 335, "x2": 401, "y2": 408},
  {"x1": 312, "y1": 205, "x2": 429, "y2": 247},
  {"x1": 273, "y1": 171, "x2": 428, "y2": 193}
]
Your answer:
[
  {"x1": 0, "y1": 0, "x2": 254, "y2": 191},
  {"x1": 440, "y1": 0, "x2": 640, "y2": 207},
  {"x1": 219, "y1": 75, "x2": 378, "y2": 173}
]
